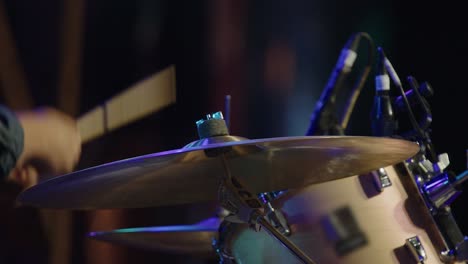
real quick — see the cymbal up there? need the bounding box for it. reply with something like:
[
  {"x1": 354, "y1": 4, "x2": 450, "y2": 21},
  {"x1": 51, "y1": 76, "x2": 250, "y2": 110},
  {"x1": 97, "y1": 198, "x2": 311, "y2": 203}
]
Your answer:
[
  {"x1": 17, "y1": 135, "x2": 419, "y2": 209},
  {"x1": 88, "y1": 217, "x2": 219, "y2": 257}
]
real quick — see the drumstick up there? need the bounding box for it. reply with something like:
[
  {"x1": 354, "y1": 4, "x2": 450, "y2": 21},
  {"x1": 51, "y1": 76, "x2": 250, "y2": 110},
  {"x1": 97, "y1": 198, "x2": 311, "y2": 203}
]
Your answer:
[{"x1": 77, "y1": 65, "x2": 176, "y2": 143}]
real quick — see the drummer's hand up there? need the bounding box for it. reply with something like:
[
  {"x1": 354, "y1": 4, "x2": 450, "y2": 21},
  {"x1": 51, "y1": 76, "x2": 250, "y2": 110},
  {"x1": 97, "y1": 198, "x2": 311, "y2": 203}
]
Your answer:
[{"x1": 7, "y1": 107, "x2": 81, "y2": 188}]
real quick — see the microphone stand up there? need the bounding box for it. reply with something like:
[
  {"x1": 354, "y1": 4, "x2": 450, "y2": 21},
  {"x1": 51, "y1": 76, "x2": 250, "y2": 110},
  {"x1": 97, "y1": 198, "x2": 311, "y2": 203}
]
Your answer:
[{"x1": 306, "y1": 32, "x2": 375, "y2": 136}]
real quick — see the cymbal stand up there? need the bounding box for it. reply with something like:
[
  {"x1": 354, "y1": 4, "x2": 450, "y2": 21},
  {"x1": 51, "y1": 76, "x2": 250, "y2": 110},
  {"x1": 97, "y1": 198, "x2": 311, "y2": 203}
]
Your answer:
[
  {"x1": 196, "y1": 111, "x2": 313, "y2": 263},
  {"x1": 258, "y1": 192, "x2": 291, "y2": 236},
  {"x1": 214, "y1": 153, "x2": 315, "y2": 264}
]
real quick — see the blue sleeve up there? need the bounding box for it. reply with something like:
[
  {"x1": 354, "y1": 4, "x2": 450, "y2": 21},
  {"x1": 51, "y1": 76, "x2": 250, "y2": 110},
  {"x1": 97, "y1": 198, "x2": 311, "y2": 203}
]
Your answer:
[{"x1": 0, "y1": 105, "x2": 24, "y2": 180}]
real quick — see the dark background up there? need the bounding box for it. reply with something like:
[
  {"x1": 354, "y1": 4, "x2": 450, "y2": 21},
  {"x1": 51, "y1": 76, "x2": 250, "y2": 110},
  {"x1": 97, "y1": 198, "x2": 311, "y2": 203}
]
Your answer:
[{"x1": 0, "y1": 0, "x2": 466, "y2": 263}]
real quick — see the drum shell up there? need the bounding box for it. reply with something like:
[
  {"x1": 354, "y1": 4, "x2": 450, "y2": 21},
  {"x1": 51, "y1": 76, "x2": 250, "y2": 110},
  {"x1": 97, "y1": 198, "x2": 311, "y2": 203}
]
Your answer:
[{"x1": 225, "y1": 164, "x2": 453, "y2": 264}]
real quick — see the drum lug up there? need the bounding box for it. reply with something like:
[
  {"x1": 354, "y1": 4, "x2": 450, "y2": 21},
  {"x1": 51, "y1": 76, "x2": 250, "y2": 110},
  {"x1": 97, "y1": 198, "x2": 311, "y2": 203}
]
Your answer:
[
  {"x1": 373, "y1": 167, "x2": 392, "y2": 191},
  {"x1": 405, "y1": 236, "x2": 427, "y2": 263}
]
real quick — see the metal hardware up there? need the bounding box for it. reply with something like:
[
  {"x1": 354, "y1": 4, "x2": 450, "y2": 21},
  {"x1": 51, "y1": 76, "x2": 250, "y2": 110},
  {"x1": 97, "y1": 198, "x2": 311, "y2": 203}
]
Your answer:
[
  {"x1": 372, "y1": 167, "x2": 392, "y2": 191},
  {"x1": 440, "y1": 238, "x2": 468, "y2": 263},
  {"x1": 258, "y1": 192, "x2": 291, "y2": 236},
  {"x1": 405, "y1": 236, "x2": 427, "y2": 263},
  {"x1": 405, "y1": 155, "x2": 468, "y2": 262},
  {"x1": 423, "y1": 172, "x2": 461, "y2": 209}
]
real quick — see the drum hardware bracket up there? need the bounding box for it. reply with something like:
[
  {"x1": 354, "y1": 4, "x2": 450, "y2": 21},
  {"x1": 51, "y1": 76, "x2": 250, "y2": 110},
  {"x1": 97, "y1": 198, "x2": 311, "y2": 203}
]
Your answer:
[
  {"x1": 406, "y1": 154, "x2": 468, "y2": 262},
  {"x1": 259, "y1": 192, "x2": 291, "y2": 236},
  {"x1": 217, "y1": 154, "x2": 316, "y2": 264},
  {"x1": 422, "y1": 172, "x2": 462, "y2": 210},
  {"x1": 405, "y1": 236, "x2": 427, "y2": 263},
  {"x1": 416, "y1": 153, "x2": 451, "y2": 180}
]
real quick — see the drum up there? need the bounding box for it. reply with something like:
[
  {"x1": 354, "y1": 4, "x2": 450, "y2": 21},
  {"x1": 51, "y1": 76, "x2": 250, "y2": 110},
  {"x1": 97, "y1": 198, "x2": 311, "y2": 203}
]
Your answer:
[{"x1": 215, "y1": 163, "x2": 456, "y2": 264}]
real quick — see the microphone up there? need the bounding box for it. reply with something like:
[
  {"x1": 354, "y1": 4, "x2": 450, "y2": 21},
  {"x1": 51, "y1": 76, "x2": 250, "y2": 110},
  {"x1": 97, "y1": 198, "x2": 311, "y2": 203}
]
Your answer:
[
  {"x1": 368, "y1": 47, "x2": 399, "y2": 193},
  {"x1": 370, "y1": 47, "x2": 396, "y2": 137},
  {"x1": 306, "y1": 33, "x2": 361, "y2": 136}
]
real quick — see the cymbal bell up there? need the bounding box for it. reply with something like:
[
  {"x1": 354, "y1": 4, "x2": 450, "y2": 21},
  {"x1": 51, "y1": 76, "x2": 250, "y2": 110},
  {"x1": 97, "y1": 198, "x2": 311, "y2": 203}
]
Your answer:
[
  {"x1": 88, "y1": 217, "x2": 219, "y2": 257},
  {"x1": 17, "y1": 135, "x2": 419, "y2": 209}
]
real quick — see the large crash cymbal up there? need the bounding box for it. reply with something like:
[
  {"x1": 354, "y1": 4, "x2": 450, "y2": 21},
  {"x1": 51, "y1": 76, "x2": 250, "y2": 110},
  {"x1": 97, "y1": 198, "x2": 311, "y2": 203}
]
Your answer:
[
  {"x1": 17, "y1": 135, "x2": 419, "y2": 209},
  {"x1": 88, "y1": 217, "x2": 220, "y2": 257}
]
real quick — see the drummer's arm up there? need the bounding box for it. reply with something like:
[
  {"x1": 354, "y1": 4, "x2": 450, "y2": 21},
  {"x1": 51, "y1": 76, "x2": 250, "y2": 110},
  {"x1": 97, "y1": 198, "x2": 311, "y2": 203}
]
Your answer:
[
  {"x1": 0, "y1": 105, "x2": 24, "y2": 181},
  {"x1": 1, "y1": 106, "x2": 82, "y2": 188}
]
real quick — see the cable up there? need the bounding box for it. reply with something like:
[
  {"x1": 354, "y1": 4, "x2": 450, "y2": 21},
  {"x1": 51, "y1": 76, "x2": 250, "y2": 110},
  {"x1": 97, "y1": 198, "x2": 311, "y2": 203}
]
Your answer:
[{"x1": 384, "y1": 58, "x2": 437, "y2": 160}]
